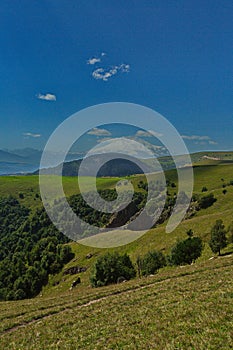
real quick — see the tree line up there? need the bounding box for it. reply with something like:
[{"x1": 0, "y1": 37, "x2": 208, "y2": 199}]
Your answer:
[
  {"x1": 0, "y1": 196, "x2": 74, "y2": 301},
  {"x1": 91, "y1": 220, "x2": 232, "y2": 288}
]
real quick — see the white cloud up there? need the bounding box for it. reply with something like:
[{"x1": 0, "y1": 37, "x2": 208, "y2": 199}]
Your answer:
[
  {"x1": 23, "y1": 132, "x2": 41, "y2": 138},
  {"x1": 95, "y1": 137, "x2": 165, "y2": 157},
  {"x1": 37, "y1": 93, "x2": 56, "y2": 101},
  {"x1": 87, "y1": 52, "x2": 106, "y2": 65},
  {"x1": 136, "y1": 130, "x2": 163, "y2": 138},
  {"x1": 119, "y1": 64, "x2": 130, "y2": 72},
  {"x1": 87, "y1": 57, "x2": 101, "y2": 65},
  {"x1": 97, "y1": 137, "x2": 113, "y2": 143},
  {"x1": 181, "y1": 134, "x2": 210, "y2": 141},
  {"x1": 133, "y1": 138, "x2": 164, "y2": 153},
  {"x1": 92, "y1": 68, "x2": 116, "y2": 81},
  {"x1": 92, "y1": 63, "x2": 130, "y2": 81},
  {"x1": 182, "y1": 134, "x2": 217, "y2": 145},
  {"x1": 88, "y1": 137, "x2": 154, "y2": 158},
  {"x1": 87, "y1": 127, "x2": 112, "y2": 136}
]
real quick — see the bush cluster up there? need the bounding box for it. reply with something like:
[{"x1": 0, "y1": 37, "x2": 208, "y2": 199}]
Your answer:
[{"x1": 90, "y1": 252, "x2": 136, "y2": 287}]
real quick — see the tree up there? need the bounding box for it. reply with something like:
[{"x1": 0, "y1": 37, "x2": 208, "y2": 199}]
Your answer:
[
  {"x1": 209, "y1": 220, "x2": 227, "y2": 255},
  {"x1": 58, "y1": 244, "x2": 74, "y2": 264},
  {"x1": 139, "y1": 251, "x2": 166, "y2": 276},
  {"x1": 199, "y1": 193, "x2": 216, "y2": 209},
  {"x1": 169, "y1": 234, "x2": 203, "y2": 266},
  {"x1": 136, "y1": 256, "x2": 143, "y2": 278},
  {"x1": 90, "y1": 252, "x2": 136, "y2": 287},
  {"x1": 0, "y1": 197, "x2": 73, "y2": 301},
  {"x1": 228, "y1": 222, "x2": 233, "y2": 244}
]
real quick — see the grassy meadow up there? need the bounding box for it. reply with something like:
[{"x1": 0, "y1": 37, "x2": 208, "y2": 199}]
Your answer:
[
  {"x1": 0, "y1": 255, "x2": 232, "y2": 349},
  {"x1": 0, "y1": 159, "x2": 233, "y2": 348}
]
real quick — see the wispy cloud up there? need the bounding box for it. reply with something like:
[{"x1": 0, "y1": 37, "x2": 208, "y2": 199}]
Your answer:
[
  {"x1": 87, "y1": 127, "x2": 112, "y2": 136},
  {"x1": 97, "y1": 136, "x2": 165, "y2": 155},
  {"x1": 87, "y1": 57, "x2": 101, "y2": 65},
  {"x1": 92, "y1": 64, "x2": 130, "y2": 81},
  {"x1": 182, "y1": 135, "x2": 210, "y2": 141},
  {"x1": 88, "y1": 138, "x2": 151, "y2": 158},
  {"x1": 88, "y1": 137, "x2": 165, "y2": 158},
  {"x1": 182, "y1": 134, "x2": 217, "y2": 145},
  {"x1": 87, "y1": 52, "x2": 106, "y2": 65},
  {"x1": 37, "y1": 93, "x2": 56, "y2": 101},
  {"x1": 97, "y1": 137, "x2": 113, "y2": 143},
  {"x1": 136, "y1": 130, "x2": 163, "y2": 138},
  {"x1": 23, "y1": 132, "x2": 41, "y2": 138}
]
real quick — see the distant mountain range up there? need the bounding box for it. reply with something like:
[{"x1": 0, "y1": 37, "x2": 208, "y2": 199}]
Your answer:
[
  {"x1": 0, "y1": 148, "x2": 83, "y2": 175},
  {"x1": 34, "y1": 150, "x2": 233, "y2": 177},
  {"x1": 1, "y1": 148, "x2": 233, "y2": 176},
  {"x1": 35, "y1": 156, "x2": 153, "y2": 177},
  {"x1": 0, "y1": 149, "x2": 39, "y2": 175}
]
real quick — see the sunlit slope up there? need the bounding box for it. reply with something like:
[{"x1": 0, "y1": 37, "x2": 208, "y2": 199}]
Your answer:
[
  {"x1": 0, "y1": 163, "x2": 233, "y2": 293},
  {"x1": 34, "y1": 163, "x2": 233, "y2": 298},
  {"x1": 0, "y1": 162, "x2": 233, "y2": 348},
  {"x1": 1, "y1": 162, "x2": 233, "y2": 204},
  {"x1": 0, "y1": 255, "x2": 232, "y2": 349},
  {"x1": 0, "y1": 175, "x2": 120, "y2": 210}
]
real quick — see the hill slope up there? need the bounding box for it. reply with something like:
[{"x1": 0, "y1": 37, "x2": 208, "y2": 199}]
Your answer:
[
  {"x1": 0, "y1": 161, "x2": 233, "y2": 348},
  {"x1": 36, "y1": 150, "x2": 233, "y2": 176},
  {"x1": 0, "y1": 255, "x2": 232, "y2": 349}
]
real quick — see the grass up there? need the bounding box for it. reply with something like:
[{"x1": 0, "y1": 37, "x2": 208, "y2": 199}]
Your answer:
[
  {"x1": 0, "y1": 161, "x2": 233, "y2": 348},
  {"x1": 1, "y1": 163, "x2": 233, "y2": 207},
  {"x1": 0, "y1": 175, "x2": 42, "y2": 210},
  {"x1": 0, "y1": 175, "x2": 120, "y2": 210},
  {"x1": 0, "y1": 255, "x2": 232, "y2": 349}
]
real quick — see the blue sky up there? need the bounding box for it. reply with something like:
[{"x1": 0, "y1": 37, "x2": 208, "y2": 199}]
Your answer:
[{"x1": 0, "y1": 0, "x2": 232, "y2": 152}]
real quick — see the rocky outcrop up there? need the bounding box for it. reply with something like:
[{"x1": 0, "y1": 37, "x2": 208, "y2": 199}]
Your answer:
[{"x1": 63, "y1": 266, "x2": 87, "y2": 275}]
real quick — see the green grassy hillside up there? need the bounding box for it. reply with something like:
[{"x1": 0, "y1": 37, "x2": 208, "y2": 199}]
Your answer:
[
  {"x1": 40, "y1": 163, "x2": 233, "y2": 297},
  {"x1": 0, "y1": 175, "x2": 120, "y2": 210},
  {"x1": 0, "y1": 161, "x2": 233, "y2": 348},
  {"x1": 0, "y1": 255, "x2": 232, "y2": 349}
]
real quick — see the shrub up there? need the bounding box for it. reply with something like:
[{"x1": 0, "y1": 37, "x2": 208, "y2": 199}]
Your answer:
[
  {"x1": 186, "y1": 229, "x2": 194, "y2": 238},
  {"x1": 201, "y1": 186, "x2": 208, "y2": 192},
  {"x1": 191, "y1": 193, "x2": 199, "y2": 202},
  {"x1": 209, "y1": 220, "x2": 227, "y2": 255},
  {"x1": 139, "y1": 251, "x2": 166, "y2": 276},
  {"x1": 199, "y1": 193, "x2": 216, "y2": 209},
  {"x1": 228, "y1": 222, "x2": 233, "y2": 244},
  {"x1": 58, "y1": 244, "x2": 75, "y2": 264},
  {"x1": 14, "y1": 289, "x2": 26, "y2": 300},
  {"x1": 90, "y1": 252, "x2": 136, "y2": 287},
  {"x1": 169, "y1": 236, "x2": 204, "y2": 266}
]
